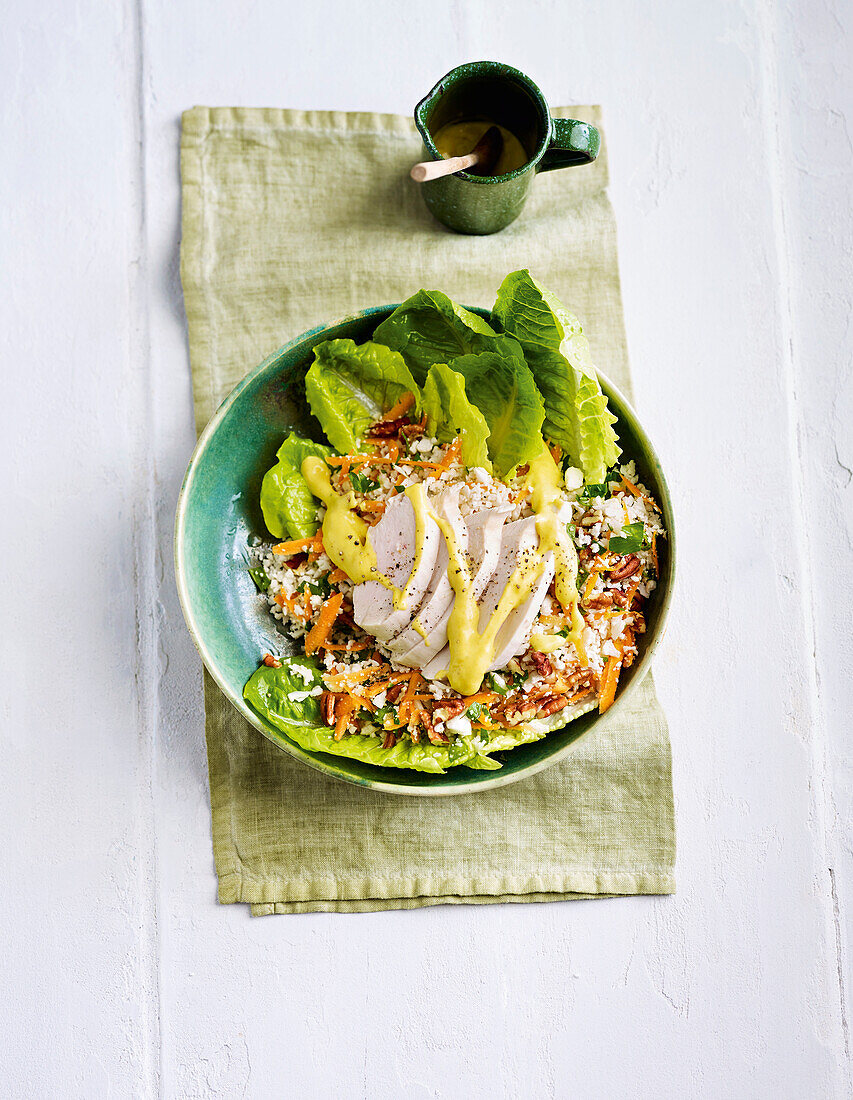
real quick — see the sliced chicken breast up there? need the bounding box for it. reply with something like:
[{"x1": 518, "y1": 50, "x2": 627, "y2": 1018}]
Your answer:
[
  {"x1": 393, "y1": 503, "x2": 511, "y2": 668},
  {"x1": 352, "y1": 492, "x2": 441, "y2": 641},
  {"x1": 384, "y1": 487, "x2": 465, "y2": 661},
  {"x1": 481, "y1": 516, "x2": 555, "y2": 672},
  {"x1": 420, "y1": 512, "x2": 550, "y2": 681},
  {"x1": 488, "y1": 553, "x2": 554, "y2": 671}
]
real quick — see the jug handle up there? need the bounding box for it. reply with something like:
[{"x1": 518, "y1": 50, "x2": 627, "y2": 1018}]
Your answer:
[{"x1": 538, "y1": 119, "x2": 601, "y2": 171}]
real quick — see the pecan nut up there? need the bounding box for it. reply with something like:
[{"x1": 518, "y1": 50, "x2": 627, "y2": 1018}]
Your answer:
[
  {"x1": 609, "y1": 554, "x2": 641, "y2": 582},
  {"x1": 320, "y1": 692, "x2": 336, "y2": 726},
  {"x1": 528, "y1": 650, "x2": 553, "y2": 676},
  {"x1": 431, "y1": 699, "x2": 465, "y2": 721},
  {"x1": 535, "y1": 694, "x2": 570, "y2": 718},
  {"x1": 366, "y1": 416, "x2": 407, "y2": 438},
  {"x1": 385, "y1": 682, "x2": 405, "y2": 704}
]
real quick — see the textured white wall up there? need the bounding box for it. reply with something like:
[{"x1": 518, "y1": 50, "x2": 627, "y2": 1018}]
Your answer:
[{"x1": 0, "y1": 1, "x2": 849, "y2": 1096}]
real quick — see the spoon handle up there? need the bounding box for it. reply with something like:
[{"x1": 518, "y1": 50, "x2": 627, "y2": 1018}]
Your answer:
[{"x1": 410, "y1": 153, "x2": 478, "y2": 182}]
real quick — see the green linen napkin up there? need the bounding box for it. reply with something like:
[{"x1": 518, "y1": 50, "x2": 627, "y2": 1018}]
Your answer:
[{"x1": 180, "y1": 105, "x2": 676, "y2": 914}]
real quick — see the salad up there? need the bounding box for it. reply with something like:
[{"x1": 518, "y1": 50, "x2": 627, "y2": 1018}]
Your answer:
[{"x1": 243, "y1": 270, "x2": 665, "y2": 774}]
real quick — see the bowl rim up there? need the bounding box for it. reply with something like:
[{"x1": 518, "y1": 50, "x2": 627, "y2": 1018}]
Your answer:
[{"x1": 174, "y1": 304, "x2": 676, "y2": 796}]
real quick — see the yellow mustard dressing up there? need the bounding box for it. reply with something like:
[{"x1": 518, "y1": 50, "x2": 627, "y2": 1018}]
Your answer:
[
  {"x1": 432, "y1": 120, "x2": 528, "y2": 176},
  {"x1": 302, "y1": 458, "x2": 431, "y2": 607},
  {"x1": 529, "y1": 632, "x2": 567, "y2": 654},
  {"x1": 429, "y1": 505, "x2": 546, "y2": 696},
  {"x1": 392, "y1": 484, "x2": 430, "y2": 611},
  {"x1": 301, "y1": 457, "x2": 381, "y2": 584},
  {"x1": 523, "y1": 447, "x2": 587, "y2": 666},
  {"x1": 412, "y1": 618, "x2": 429, "y2": 643}
]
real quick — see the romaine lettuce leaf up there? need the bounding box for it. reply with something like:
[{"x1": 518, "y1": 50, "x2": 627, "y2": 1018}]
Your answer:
[
  {"x1": 421, "y1": 363, "x2": 492, "y2": 471},
  {"x1": 447, "y1": 352, "x2": 545, "y2": 477},
  {"x1": 478, "y1": 725, "x2": 549, "y2": 753},
  {"x1": 305, "y1": 339, "x2": 420, "y2": 453},
  {"x1": 372, "y1": 289, "x2": 524, "y2": 383},
  {"x1": 260, "y1": 432, "x2": 333, "y2": 540},
  {"x1": 243, "y1": 661, "x2": 504, "y2": 773},
  {"x1": 492, "y1": 269, "x2": 621, "y2": 483},
  {"x1": 244, "y1": 657, "x2": 326, "y2": 730}
]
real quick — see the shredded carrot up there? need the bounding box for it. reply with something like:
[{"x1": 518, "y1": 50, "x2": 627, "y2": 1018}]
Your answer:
[
  {"x1": 323, "y1": 667, "x2": 374, "y2": 691},
  {"x1": 435, "y1": 436, "x2": 461, "y2": 472},
  {"x1": 272, "y1": 536, "x2": 316, "y2": 555},
  {"x1": 625, "y1": 576, "x2": 642, "y2": 609},
  {"x1": 472, "y1": 721, "x2": 506, "y2": 732},
  {"x1": 620, "y1": 475, "x2": 642, "y2": 498},
  {"x1": 385, "y1": 440, "x2": 401, "y2": 463},
  {"x1": 327, "y1": 454, "x2": 394, "y2": 467},
  {"x1": 620, "y1": 474, "x2": 658, "y2": 509},
  {"x1": 598, "y1": 641, "x2": 625, "y2": 713},
  {"x1": 328, "y1": 567, "x2": 348, "y2": 584},
  {"x1": 274, "y1": 590, "x2": 308, "y2": 619},
  {"x1": 398, "y1": 672, "x2": 423, "y2": 722},
  {"x1": 462, "y1": 690, "x2": 500, "y2": 706},
  {"x1": 327, "y1": 453, "x2": 444, "y2": 471},
  {"x1": 549, "y1": 442, "x2": 562, "y2": 463},
  {"x1": 583, "y1": 568, "x2": 601, "y2": 600},
  {"x1": 304, "y1": 592, "x2": 344, "y2": 655},
  {"x1": 651, "y1": 534, "x2": 659, "y2": 576},
  {"x1": 380, "y1": 391, "x2": 416, "y2": 421},
  {"x1": 538, "y1": 613, "x2": 568, "y2": 626},
  {"x1": 360, "y1": 674, "x2": 412, "y2": 699},
  {"x1": 358, "y1": 500, "x2": 386, "y2": 514},
  {"x1": 349, "y1": 692, "x2": 376, "y2": 713},
  {"x1": 320, "y1": 641, "x2": 370, "y2": 652},
  {"x1": 333, "y1": 697, "x2": 357, "y2": 739}
]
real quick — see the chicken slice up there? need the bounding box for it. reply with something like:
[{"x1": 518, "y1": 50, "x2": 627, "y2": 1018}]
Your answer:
[
  {"x1": 351, "y1": 491, "x2": 441, "y2": 641},
  {"x1": 393, "y1": 502, "x2": 512, "y2": 668},
  {"x1": 420, "y1": 515, "x2": 554, "y2": 681}
]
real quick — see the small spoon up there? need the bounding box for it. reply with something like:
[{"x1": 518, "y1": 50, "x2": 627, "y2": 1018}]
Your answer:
[{"x1": 410, "y1": 125, "x2": 504, "y2": 182}]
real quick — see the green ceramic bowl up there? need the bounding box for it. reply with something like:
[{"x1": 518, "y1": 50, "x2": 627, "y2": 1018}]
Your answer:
[{"x1": 175, "y1": 306, "x2": 675, "y2": 796}]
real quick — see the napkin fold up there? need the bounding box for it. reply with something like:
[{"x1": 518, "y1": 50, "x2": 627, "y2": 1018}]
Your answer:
[{"x1": 180, "y1": 105, "x2": 676, "y2": 913}]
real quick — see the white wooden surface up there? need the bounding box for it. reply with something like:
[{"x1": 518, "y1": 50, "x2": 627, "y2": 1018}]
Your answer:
[{"x1": 1, "y1": 0, "x2": 851, "y2": 1095}]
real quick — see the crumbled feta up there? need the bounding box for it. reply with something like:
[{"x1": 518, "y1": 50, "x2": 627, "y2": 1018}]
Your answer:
[
  {"x1": 564, "y1": 466, "x2": 583, "y2": 491},
  {"x1": 289, "y1": 686, "x2": 323, "y2": 702}
]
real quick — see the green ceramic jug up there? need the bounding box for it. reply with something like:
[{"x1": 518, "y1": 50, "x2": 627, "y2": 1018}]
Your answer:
[{"x1": 414, "y1": 61, "x2": 600, "y2": 235}]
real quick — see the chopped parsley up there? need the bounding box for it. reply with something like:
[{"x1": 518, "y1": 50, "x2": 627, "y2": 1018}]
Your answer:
[
  {"x1": 299, "y1": 577, "x2": 331, "y2": 598},
  {"x1": 248, "y1": 565, "x2": 271, "y2": 592},
  {"x1": 579, "y1": 482, "x2": 610, "y2": 501},
  {"x1": 609, "y1": 521, "x2": 645, "y2": 555},
  {"x1": 350, "y1": 472, "x2": 380, "y2": 494},
  {"x1": 487, "y1": 672, "x2": 510, "y2": 695}
]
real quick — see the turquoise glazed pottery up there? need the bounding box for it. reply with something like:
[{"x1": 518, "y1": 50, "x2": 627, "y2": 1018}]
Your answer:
[
  {"x1": 414, "y1": 61, "x2": 601, "y2": 234},
  {"x1": 175, "y1": 307, "x2": 675, "y2": 796}
]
